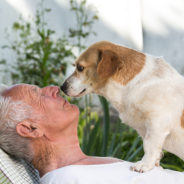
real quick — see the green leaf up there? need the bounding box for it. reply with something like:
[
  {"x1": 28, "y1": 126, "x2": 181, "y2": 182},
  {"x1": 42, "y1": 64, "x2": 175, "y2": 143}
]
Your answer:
[
  {"x1": 125, "y1": 137, "x2": 142, "y2": 160},
  {"x1": 13, "y1": 22, "x2": 21, "y2": 30}
]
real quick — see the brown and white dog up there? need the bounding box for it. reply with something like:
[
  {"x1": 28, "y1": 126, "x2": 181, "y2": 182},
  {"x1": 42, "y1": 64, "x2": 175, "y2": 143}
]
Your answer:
[{"x1": 61, "y1": 41, "x2": 184, "y2": 172}]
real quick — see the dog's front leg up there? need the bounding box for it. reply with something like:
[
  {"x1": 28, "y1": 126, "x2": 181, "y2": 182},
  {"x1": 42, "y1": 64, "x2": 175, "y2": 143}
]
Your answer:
[{"x1": 131, "y1": 124, "x2": 170, "y2": 173}]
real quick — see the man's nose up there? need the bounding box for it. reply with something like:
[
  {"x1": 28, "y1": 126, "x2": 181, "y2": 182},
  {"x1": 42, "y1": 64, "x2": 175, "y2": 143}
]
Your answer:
[{"x1": 43, "y1": 86, "x2": 60, "y2": 95}]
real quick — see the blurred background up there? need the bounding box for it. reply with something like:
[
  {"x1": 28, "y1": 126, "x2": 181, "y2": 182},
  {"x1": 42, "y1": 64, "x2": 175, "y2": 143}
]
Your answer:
[{"x1": 0, "y1": 0, "x2": 184, "y2": 171}]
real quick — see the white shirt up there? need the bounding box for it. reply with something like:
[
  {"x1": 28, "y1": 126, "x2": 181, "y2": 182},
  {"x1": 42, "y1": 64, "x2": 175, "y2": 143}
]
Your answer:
[{"x1": 40, "y1": 161, "x2": 184, "y2": 184}]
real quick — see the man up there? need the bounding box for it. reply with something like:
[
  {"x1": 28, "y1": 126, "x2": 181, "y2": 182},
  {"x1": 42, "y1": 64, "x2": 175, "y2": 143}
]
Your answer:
[{"x1": 0, "y1": 83, "x2": 184, "y2": 184}]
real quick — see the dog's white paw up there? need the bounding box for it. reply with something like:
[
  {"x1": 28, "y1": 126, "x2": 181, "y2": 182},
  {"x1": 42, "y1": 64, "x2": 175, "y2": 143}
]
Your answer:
[{"x1": 131, "y1": 161, "x2": 154, "y2": 173}]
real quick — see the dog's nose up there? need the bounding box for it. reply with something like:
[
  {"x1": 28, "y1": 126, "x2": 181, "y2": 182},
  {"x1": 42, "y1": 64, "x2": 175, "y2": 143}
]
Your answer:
[{"x1": 60, "y1": 81, "x2": 68, "y2": 94}]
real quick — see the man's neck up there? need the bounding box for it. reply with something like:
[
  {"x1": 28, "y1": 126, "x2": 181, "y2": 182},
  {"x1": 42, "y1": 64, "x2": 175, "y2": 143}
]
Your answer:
[{"x1": 31, "y1": 123, "x2": 87, "y2": 177}]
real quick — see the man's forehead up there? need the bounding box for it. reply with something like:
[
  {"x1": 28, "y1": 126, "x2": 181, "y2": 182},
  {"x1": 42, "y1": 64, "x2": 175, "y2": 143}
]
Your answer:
[
  {"x1": 5, "y1": 84, "x2": 26, "y2": 92},
  {"x1": 3, "y1": 84, "x2": 38, "y2": 98}
]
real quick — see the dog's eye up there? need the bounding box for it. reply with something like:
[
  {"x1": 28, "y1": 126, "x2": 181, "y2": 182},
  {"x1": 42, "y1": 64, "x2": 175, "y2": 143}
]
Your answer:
[{"x1": 77, "y1": 64, "x2": 84, "y2": 72}]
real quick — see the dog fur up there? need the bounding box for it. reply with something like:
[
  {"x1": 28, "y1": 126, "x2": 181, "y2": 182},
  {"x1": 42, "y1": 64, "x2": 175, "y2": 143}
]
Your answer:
[{"x1": 61, "y1": 41, "x2": 184, "y2": 172}]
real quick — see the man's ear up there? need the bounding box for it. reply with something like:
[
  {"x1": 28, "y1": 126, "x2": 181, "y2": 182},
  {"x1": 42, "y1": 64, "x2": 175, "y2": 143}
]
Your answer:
[
  {"x1": 97, "y1": 50, "x2": 119, "y2": 80},
  {"x1": 16, "y1": 121, "x2": 43, "y2": 138}
]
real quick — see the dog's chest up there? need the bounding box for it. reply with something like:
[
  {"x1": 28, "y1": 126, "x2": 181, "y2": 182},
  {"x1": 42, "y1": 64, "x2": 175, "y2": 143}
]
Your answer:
[
  {"x1": 117, "y1": 101, "x2": 146, "y2": 136},
  {"x1": 102, "y1": 86, "x2": 146, "y2": 136},
  {"x1": 119, "y1": 104, "x2": 142, "y2": 123}
]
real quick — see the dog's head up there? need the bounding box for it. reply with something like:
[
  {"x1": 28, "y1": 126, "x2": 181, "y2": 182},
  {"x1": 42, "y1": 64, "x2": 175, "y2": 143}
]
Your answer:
[{"x1": 61, "y1": 41, "x2": 145, "y2": 97}]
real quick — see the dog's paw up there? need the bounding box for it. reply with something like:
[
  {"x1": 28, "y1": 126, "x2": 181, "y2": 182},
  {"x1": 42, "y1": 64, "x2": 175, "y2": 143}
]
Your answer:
[{"x1": 131, "y1": 161, "x2": 154, "y2": 173}]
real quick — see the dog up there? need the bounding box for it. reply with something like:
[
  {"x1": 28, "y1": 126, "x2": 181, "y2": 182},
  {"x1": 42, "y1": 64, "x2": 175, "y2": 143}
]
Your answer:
[{"x1": 61, "y1": 41, "x2": 184, "y2": 172}]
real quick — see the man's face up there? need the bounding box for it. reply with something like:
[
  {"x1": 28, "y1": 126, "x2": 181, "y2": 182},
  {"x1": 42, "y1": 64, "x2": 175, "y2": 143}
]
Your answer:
[{"x1": 3, "y1": 84, "x2": 79, "y2": 138}]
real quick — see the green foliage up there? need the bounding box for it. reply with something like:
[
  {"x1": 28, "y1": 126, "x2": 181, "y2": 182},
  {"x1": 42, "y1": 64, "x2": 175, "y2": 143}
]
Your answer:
[
  {"x1": 3, "y1": 10, "x2": 72, "y2": 86},
  {"x1": 69, "y1": 0, "x2": 98, "y2": 53},
  {"x1": 1, "y1": 0, "x2": 98, "y2": 87}
]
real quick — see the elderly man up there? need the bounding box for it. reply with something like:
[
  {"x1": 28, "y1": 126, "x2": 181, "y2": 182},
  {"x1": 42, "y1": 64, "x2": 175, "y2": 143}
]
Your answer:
[{"x1": 0, "y1": 83, "x2": 184, "y2": 184}]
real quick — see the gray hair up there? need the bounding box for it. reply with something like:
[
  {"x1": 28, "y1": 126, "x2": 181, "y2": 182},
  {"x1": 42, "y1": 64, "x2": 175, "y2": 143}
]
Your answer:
[{"x1": 0, "y1": 85, "x2": 34, "y2": 162}]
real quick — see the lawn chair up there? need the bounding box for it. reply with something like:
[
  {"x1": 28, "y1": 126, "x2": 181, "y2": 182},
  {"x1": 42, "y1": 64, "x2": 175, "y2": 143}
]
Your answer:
[{"x1": 0, "y1": 149, "x2": 39, "y2": 184}]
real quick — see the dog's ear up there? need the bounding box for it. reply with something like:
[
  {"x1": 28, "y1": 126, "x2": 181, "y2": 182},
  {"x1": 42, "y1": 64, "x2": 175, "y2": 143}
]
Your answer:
[{"x1": 97, "y1": 50, "x2": 119, "y2": 80}]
